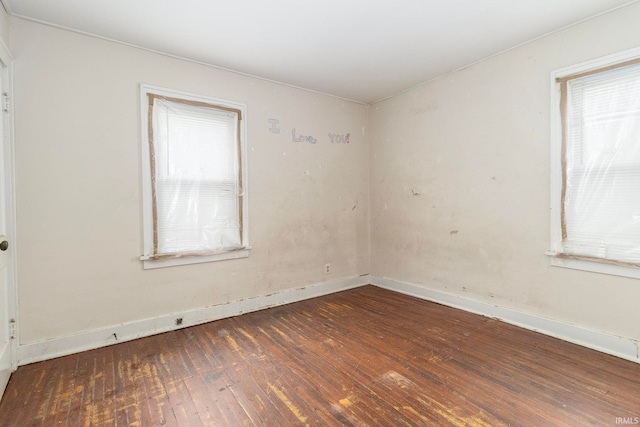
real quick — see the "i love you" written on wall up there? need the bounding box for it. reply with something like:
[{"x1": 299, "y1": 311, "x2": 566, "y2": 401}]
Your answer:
[{"x1": 268, "y1": 118, "x2": 351, "y2": 145}]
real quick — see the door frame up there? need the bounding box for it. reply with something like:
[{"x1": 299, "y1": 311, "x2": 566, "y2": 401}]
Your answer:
[{"x1": 0, "y1": 36, "x2": 17, "y2": 373}]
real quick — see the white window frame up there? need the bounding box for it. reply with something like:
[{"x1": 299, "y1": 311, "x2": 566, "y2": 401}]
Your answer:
[
  {"x1": 139, "y1": 84, "x2": 249, "y2": 269},
  {"x1": 549, "y1": 47, "x2": 640, "y2": 279}
]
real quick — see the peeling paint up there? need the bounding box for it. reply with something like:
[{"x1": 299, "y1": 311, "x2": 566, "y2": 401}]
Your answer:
[
  {"x1": 268, "y1": 383, "x2": 309, "y2": 425},
  {"x1": 236, "y1": 327, "x2": 260, "y2": 347},
  {"x1": 339, "y1": 397, "x2": 353, "y2": 407},
  {"x1": 380, "y1": 370, "x2": 412, "y2": 389},
  {"x1": 224, "y1": 334, "x2": 242, "y2": 354},
  {"x1": 415, "y1": 394, "x2": 497, "y2": 427}
]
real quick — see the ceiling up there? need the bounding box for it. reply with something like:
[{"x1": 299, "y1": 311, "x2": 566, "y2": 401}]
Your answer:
[{"x1": 3, "y1": 0, "x2": 638, "y2": 104}]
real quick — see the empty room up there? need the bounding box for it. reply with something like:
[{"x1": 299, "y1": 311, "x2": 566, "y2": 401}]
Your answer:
[{"x1": 0, "y1": 0, "x2": 640, "y2": 425}]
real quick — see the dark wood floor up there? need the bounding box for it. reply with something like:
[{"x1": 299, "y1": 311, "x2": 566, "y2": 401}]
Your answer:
[{"x1": 1, "y1": 285, "x2": 639, "y2": 426}]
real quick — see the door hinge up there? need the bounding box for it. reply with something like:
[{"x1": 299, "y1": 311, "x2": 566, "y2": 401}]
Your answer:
[
  {"x1": 3, "y1": 93, "x2": 9, "y2": 112},
  {"x1": 9, "y1": 319, "x2": 16, "y2": 339}
]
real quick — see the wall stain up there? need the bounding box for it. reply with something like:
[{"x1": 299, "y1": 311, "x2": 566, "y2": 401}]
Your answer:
[{"x1": 409, "y1": 101, "x2": 439, "y2": 116}]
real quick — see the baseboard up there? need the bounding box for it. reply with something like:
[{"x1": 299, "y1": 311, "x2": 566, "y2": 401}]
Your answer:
[
  {"x1": 18, "y1": 275, "x2": 369, "y2": 366},
  {"x1": 19, "y1": 274, "x2": 639, "y2": 366},
  {"x1": 370, "y1": 275, "x2": 640, "y2": 364}
]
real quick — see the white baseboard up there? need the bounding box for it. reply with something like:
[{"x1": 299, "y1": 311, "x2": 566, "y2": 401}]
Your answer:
[
  {"x1": 18, "y1": 275, "x2": 369, "y2": 365},
  {"x1": 370, "y1": 275, "x2": 640, "y2": 364},
  {"x1": 18, "y1": 274, "x2": 640, "y2": 366}
]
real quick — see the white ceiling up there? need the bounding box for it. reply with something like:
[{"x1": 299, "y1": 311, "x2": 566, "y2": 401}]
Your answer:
[{"x1": 3, "y1": 0, "x2": 638, "y2": 103}]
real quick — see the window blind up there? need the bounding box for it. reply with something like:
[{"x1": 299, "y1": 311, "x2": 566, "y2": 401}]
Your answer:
[
  {"x1": 562, "y1": 63, "x2": 640, "y2": 264},
  {"x1": 149, "y1": 96, "x2": 243, "y2": 257}
]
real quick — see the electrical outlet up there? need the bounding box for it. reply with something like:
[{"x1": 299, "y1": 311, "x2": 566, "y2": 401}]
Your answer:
[{"x1": 325, "y1": 263, "x2": 331, "y2": 274}]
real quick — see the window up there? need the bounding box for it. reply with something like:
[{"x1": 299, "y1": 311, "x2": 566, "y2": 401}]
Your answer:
[
  {"x1": 140, "y1": 85, "x2": 249, "y2": 269},
  {"x1": 549, "y1": 50, "x2": 640, "y2": 278}
]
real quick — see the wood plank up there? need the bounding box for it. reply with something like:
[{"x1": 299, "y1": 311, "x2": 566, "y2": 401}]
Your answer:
[{"x1": 1, "y1": 285, "x2": 639, "y2": 426}]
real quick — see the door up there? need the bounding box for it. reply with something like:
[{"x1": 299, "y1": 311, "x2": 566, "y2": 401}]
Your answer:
[{"x1": 0, "y1": 42, "x2": 15, "y2": 401}]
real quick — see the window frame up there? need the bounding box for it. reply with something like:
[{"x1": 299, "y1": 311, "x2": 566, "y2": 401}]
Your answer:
[
  {"x1": 548, "y1": 48, "x2": 640, "y2": 279},
  {"x1": 139, "y1": 84, "x2": 249, "y2": 269}
]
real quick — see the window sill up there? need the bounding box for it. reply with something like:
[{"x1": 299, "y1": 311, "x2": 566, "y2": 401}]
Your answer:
[
  {"x1": 545, "y1": 251, "x2": 640, "y2": 279},
  {"x1": 142, "y1": 248, "x2": 250, "y2": 270}
]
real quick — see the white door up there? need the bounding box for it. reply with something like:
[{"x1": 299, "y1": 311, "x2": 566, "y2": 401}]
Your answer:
[{"x1": 0, "y1": 43, "x2": 15, "y2": 401}]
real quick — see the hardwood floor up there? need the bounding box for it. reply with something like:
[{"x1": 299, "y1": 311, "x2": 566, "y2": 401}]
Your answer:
[{"x1": 1, "y1": 285, "x2": 639, "y2": 426}]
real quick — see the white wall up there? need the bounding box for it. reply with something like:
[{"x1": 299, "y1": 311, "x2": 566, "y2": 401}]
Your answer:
[
  {"x1": 370, "y1": 3, "x2": 640, "y2": 343},
  {"x1": 11, "y1": 18, "x2": 370, "y2": 345},
  {"x1": 0, "y1": 5, "x2": 8, "y2": 45},
  {"x1": 10, "y1": 2, "x2": 640, "y2": 359}
]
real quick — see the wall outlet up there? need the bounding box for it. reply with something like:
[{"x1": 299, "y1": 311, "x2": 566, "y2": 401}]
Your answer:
[{"x1": 324, "y1": 263, "x2": 331, "y2": 274}]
